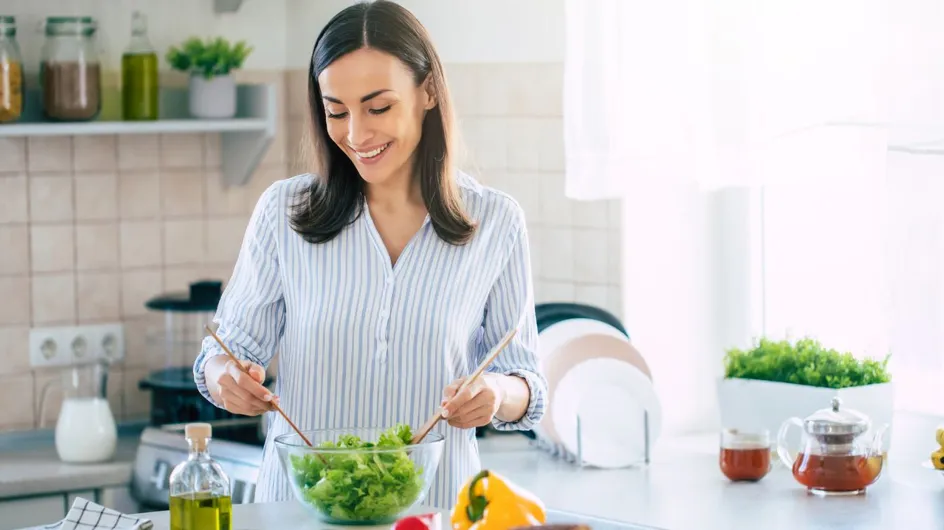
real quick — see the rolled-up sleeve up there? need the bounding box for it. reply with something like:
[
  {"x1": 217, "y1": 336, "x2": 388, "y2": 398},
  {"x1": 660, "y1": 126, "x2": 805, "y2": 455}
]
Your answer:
[
  {"x1": 482, "y1": 220, "x2": 548, "y2": 431},
  {"x1": 194, "y1": 182, "x2": 285, "y2": 407}
]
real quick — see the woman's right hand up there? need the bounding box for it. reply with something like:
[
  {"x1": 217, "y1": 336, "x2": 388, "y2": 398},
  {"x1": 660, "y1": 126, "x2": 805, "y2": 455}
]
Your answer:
[{"x1": 205, "y1": 355, "x2": 278, "y2": 416}]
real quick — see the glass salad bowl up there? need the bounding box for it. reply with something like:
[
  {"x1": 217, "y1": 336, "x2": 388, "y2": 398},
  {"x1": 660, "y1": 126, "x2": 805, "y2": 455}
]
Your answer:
[{"x1": 274, "y1": 425, "x2": 445, "y2": 525}]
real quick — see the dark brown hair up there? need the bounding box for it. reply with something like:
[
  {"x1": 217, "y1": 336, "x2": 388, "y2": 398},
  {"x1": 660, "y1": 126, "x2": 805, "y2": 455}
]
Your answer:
[{"x1": 290, "y1": 0, "x2": 476, "y2": 245}]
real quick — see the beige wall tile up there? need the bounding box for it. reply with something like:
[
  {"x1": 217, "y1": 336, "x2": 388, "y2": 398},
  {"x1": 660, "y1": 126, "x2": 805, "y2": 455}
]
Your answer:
[
  {"x1": 0, "y1": 174, "x2": 28, "y2": 224},
  {"x1": 540, "y1": 172, "x2": 573, "y2": 227},
  {"x1": 204, "y1": 134, "x2": 221, "y2": 169},
  {"x1": 205, "y1": 217, "x2": 249, "y2": 265},
  {"x1": 472, "y1": 64, "x2": 515, "y2": 116},
  {"x1": 106, "y1": 367, "x2": 124, "y2": 420},
  {"x1": 205, "y1": 170, "x2": 253, "y2": 216},
  {"x1": 607, "y1": 230, "x2": 621, "y2": 282},
  {"x1": 73, "y1": 135, "x2": 117, "y2": 172},
  {"x1": 30, "y1": 225, "x2": 75, "y2": 273},
  {"x1": 77, "y1": 271, "x2": 121, "y2": 323},
  {"x1": 117, "y1": 134, "x2": 160, "y2": 171},
  {"x1": 507, "y1": 63, "x2": 563, "y2": 117},
  {"x1": 575, "y1": 284, "x2": 611, "y2": 311},
  {"x1": 164, "y1": 266, "x2": 205, "y2": 293},
  {"x1": 505, "y1": 118, "x2": 542, "y2": 171},
  {"x1": 541, "y1": 227, "x2": 575, "y2": 280},
  {"x1": 122, "y1": 367, "x2": 152, "y2": 421},
  {"x1": 32, "y1": 272, "x2": 76, "y2": 324},
  {"x1": 120, "y1": 221, "x2": 163, "y2": 269},
  {"x1": 164, "y1": 219, "x2": 205, "y2": 265},
  {"x1": 75, "y1": 173, "x2": 118, "y2": 221},
  {"x1": 572, "y1": 199, "x2": 610, "y2": 229},
  {"x1": 461, "y1": 117, "x2": 509, "y2": 171},
  {"x1": 0, "y1": 276, "x2": 29, "y2": 325},
  {"x1": 573, "y1": 229, "x2": 610, "y2": 283},
  {"x1": 0, "y1": 225, "x2": 29, "y2": 275},
  {"x1": 536, "y1": 118, "x2": 565, "y2": 172},
  {"x1": 286, "y1": 70, "x2": 309, "y2": 117},
  {"x1": 160, "y1": 134, "x2": 204, "y2": 169},
  {"x1": 608, "y1": 200, "x2": 622, "y2": 230},
  {"x1": 527, "y1": 226, "x2": 543, "y2": 279},
  {"x1": 0, "y1": 326, "x2": 30, "y2": 375},
  {"x1": 33, "y1": 369, "x2": 62, "y2": 428},
  {"x1": 75, "y1": 223, "x2": 119, "y2": 271},
  {"x1": 161, "y1": 170, "x2": 205, "y2": 217},
  {"x1": 260, "y1": 122, "x2": 287, "y2": 167},
  {"x1": 536, "y1": 280, "x2": 576, "y2": 303},
  {"x1": 119, "y1": 172, "x2": 161, "y2": 219},
  {"x1": 495, "y1": 172, "x2": 541, "y2": 226},
  {"x1": 27, "y1": 137, "x2": 72, "y2": 173},
  {"x1": 121, "y1": 269, "x2": 162, "y2": 318},
  {"x1": 0, "y1": 373, "x2": 35, "y2": 431},
  {"x1": 29, "y1": 173, "x2": 74, "y2": 223},
  {"x1": 0, "y1": 138, "x2": 26, "y2": 172}
]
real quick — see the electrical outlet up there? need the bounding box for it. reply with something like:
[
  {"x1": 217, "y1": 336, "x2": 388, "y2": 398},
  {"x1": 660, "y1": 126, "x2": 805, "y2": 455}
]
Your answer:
[{"x1": 30, "y1": 324, "x2": 125, "y2": 368}]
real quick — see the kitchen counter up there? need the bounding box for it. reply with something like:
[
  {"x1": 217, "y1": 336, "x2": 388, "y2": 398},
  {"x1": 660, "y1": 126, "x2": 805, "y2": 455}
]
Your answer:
[
  {"x1": 0, "y1": 424, "x2": 143, "y2": 499},
  {"x1": 131, "y1": 411, "x2": 944, "y2": 530}
]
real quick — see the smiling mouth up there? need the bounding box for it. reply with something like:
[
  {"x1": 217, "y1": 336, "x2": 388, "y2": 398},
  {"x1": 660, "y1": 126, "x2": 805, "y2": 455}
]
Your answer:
[{"x1": 352, "y1": 142, "x2": 391, "y2": 159}]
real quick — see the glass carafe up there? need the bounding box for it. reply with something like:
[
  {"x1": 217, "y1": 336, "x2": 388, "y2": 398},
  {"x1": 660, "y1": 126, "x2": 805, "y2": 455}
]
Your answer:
[
  {"x1": 121, "y1": 10, "x2": 158, "y2": 120},
  {"x1": 776, "y1": 396, "x2": 887, "y2": 496},
  {"x1": 40, "y1": 360, "x2": 117, "y2": 463}
]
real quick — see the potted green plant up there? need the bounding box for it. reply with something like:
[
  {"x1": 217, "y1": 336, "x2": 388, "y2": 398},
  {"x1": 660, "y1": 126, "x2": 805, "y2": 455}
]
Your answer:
[
  {"x1": 166, "y1": 36, "x2": 252, "y2": 119},
  {"x1": 717, "y1": 337, "x2": 894, "y2": 447}
]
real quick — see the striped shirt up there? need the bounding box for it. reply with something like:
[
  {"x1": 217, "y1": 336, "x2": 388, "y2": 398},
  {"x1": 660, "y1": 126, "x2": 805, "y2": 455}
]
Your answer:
[{"x1": 193, "y1": 171, "x2": 547, "y2": 510}]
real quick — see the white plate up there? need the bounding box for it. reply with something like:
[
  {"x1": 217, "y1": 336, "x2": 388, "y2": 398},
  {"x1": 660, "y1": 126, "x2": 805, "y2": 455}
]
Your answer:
[
  {"x1": 535, "y1": 318, "x2": 639, "y2": 445},
  {"x1": 551, "y1": 357, "x2": 662, "y2": 468}
]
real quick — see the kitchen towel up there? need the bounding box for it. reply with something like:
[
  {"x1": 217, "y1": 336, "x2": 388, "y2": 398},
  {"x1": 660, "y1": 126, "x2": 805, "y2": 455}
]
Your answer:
[{"x1": 37, "y1": 498, "x2": 153, "y2": 530}]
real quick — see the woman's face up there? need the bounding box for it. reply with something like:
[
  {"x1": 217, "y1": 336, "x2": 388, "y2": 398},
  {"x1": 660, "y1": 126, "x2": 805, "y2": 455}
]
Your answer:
[{"x1": 317, "y1": 48, "x2": 435, "y2": 186}]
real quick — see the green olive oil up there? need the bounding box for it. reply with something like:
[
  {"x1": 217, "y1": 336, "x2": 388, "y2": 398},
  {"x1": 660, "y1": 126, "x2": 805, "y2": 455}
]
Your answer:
[
  {"x1": 121, "y1": 10, "x2": 158, "y2": 120},
  {"x1": 169, "y1": 492, "x2": 232, "y2": 530}
]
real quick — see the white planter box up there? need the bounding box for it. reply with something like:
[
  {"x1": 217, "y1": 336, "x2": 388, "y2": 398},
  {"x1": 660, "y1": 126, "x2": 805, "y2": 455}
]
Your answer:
[
  {"x1": 189, "y1": 74, "x2": 237, "y2": 119},
  {"x1": 717, "y1": 378, "x2": 895, "y2": 451}
]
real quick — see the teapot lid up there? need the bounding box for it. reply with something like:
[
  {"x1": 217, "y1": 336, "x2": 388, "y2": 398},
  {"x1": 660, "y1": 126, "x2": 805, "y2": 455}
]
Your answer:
[{"x1": 804, "y1": 396, "x2": 870, "y2": 436}]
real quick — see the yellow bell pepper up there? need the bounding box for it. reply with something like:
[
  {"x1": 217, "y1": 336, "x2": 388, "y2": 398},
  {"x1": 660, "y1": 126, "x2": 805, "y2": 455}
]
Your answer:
[
  {"x1": 451, "y1": 470, "x2": 546, "y2": 530},
  {"x1": 931, "y1": 449, "x2": 944, "y2": 470}
]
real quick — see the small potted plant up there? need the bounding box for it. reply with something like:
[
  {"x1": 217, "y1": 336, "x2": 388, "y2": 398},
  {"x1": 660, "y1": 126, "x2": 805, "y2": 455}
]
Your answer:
[
  {"x1": 166, "y1": 36, "x2": 252, "y2": 119},
  {"x1": 717, "y1": 337, "x2": 894, "y2": 446}
]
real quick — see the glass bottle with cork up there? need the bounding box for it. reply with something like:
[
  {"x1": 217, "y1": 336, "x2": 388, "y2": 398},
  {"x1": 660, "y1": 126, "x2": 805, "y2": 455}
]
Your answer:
[
  {"x1": 121, "y1": 10, "x2": 158, "y2": 120},
  {"x1": 169, "y1": 423, "x2": 233, "y2": 530}
]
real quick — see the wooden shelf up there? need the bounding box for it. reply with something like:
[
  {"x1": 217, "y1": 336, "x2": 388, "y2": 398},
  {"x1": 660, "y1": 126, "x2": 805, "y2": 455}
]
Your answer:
[{"x1": 0, "y1": 83, "x2": 277, "y2": 187}]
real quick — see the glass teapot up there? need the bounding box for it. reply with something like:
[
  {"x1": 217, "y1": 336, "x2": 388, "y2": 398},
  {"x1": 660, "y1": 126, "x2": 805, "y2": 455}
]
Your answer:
[
  {"x1": 776, "y1": 396, "x2": 887, "y2": 496},
  {"x1": 39, "y1": 360, "x2": 117, "y2": 463}
]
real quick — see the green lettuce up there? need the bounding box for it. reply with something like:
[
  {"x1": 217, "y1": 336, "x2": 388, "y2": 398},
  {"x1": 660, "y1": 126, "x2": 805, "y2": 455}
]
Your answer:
[{"x1": 288, "y1": 424, "x2": 424, "y2": 522}]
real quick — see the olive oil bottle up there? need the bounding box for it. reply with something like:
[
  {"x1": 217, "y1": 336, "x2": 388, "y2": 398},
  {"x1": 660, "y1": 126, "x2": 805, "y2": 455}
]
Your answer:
[
  {"x1": 120, "y1": 10, "x2": 158, "y2": 120},
  {"x1": 168, "y1": 423, "x2": 233, "y2": 530}
]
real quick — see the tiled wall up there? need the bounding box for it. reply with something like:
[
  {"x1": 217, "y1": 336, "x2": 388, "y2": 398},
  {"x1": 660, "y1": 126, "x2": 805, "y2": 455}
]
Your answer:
[{"x1": 0, "y1": 64, "x2": 621, "y2": 433}]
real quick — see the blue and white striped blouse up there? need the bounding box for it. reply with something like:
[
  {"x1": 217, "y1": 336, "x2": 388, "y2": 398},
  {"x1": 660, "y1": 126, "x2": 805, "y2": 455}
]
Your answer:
[{"x1": 193, "y1": 171, "x2": 547, "y2": 509}]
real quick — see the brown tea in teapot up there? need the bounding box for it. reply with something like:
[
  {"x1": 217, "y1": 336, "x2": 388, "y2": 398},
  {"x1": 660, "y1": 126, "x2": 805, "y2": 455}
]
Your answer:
[{"x1": 792, "y1": 452, "x2": 883, "y2": 493}]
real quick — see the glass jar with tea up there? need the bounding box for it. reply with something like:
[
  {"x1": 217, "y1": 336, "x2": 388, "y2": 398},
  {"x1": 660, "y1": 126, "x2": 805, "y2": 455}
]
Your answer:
[
  {"x1": 121, "y1": 10, "x2": 158, "y2": 120},
  {"x1": 776, "y1": 396, "x2": 888, "y2": 496},
  {"x1": 0, "y1": 16, "x2": 23, "y2": 123},
  {"x1": 40, "y1": 16, "x2": 102, "y2": 121}
]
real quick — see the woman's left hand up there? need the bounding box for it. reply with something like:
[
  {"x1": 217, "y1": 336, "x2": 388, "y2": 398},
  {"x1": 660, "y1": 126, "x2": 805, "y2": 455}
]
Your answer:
[{"x1": 441, "y1": 374, "x2": 506, "y2": 429}]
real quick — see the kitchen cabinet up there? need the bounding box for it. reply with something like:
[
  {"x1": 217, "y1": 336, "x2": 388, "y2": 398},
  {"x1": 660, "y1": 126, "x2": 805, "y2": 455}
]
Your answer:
[{"x1": 0, "y1": 494, "x2": 66, "y2": 530}]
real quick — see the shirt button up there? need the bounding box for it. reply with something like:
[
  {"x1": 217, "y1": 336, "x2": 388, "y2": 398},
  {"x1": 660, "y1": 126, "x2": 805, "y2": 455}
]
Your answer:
[
  {"x1": 386, "y1": 276, "x2": 394, "y2": 285},
  {"x1": 380, "y1": 310, "x2": 389, "y2": 319},
  {"x1": 377, "y1": 343, "x2": 387, "y2": 355}
]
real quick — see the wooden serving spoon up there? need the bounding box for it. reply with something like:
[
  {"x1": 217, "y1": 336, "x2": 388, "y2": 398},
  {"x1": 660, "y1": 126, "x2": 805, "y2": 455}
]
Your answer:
[
  {"x1": 205, "y1": 325, "x2": 314, "y2": 448},
  {"x1": 411, "y1": 327, "x2": 519, "y2": 445}
]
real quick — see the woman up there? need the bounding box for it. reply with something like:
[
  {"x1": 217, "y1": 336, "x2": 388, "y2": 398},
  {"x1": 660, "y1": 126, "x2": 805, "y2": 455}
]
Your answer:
[{"x1": 193, "y1": 0, "x2": 547, "y2": 510}]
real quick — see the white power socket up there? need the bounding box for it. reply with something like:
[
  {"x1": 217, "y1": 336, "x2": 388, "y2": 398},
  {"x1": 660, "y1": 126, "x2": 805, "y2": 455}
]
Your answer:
[{"x1": 29, "y1": 324, "x2": 125, "y2": 368}]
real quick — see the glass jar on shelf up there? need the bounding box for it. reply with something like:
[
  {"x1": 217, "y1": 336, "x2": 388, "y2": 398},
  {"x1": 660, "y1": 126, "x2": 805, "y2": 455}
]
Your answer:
[
  {"x1": 40, "y1": 16, "x2": 102, "y2": 121},
  {"x1": 0, "y1": 16, "x2": 24, "y2": 123}
]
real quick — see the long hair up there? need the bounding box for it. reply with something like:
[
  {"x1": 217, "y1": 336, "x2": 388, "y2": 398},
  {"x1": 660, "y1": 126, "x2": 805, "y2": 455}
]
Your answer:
[{"x1": 290, "y1": 0, "x2": 476, "y2": 245}]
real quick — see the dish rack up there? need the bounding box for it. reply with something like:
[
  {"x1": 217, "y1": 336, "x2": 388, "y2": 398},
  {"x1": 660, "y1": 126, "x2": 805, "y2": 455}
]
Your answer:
[{"x1": 531, "y1": 410, "x2": 652, "y2": 468}]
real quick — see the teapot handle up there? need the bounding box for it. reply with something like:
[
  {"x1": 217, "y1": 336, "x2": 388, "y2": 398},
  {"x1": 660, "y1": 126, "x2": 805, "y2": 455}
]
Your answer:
[
  {"x1": 871, "y1": 423, "x2": 890, "y2": 455},
  {"x1": 776, "y1": 417, "x2": 804, "y2": 469},
  {"x1": 37, "y1": 378, "x2": 60, "y2": 429}
]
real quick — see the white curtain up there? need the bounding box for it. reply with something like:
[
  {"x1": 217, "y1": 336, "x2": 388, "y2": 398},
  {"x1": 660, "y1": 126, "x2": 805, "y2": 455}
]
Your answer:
[
  {"x1": 562, "y1": 0, "x2": 944, "y2": 427},
  {"x1": 562, "y1": 0, "x2": 889, "y2": 197}
]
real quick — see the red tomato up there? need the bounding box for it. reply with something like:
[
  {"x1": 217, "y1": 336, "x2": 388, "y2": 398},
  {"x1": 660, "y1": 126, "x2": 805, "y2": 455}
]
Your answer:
[{"x1": 392, "y1": 513, "x2": 442, "y2": 530}]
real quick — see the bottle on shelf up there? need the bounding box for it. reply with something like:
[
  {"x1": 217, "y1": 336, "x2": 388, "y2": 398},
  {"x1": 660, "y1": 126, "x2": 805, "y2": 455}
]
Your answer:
[
  {"x1": 168, "y1": 423, "x2": 233, "y2": 530},
  {"x1": 121, "y1": 10, "x2": 158, "y2": 120}
]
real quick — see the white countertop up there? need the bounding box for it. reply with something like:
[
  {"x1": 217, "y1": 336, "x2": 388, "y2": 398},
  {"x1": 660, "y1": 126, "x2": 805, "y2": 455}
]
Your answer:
[
  {"x1": 0, "y1": 426, "x2": 142, "y2": 499},
  {"x1": 130, "y1": 411, "x2": 944, "y2": 530}
]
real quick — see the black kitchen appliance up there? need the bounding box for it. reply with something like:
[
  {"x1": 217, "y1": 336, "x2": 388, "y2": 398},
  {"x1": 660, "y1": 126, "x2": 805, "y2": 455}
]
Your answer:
[{"x1": 138, "y1": 280, "x2": 272, "y2": 426}]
